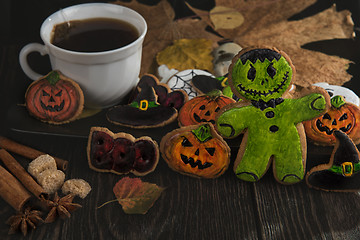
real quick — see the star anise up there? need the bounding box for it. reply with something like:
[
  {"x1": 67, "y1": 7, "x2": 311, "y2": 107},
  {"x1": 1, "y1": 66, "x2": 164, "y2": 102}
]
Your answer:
[
  {"x1": 6, "y1": 207, "x2": 43, "y2": 236},
  {"x1": 43, "y1": 192, "x2": 82, "y2": 223}
]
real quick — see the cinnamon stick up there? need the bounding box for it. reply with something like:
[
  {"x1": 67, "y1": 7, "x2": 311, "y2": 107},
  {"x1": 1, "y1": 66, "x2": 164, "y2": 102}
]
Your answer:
[
  {"x1": 0, "y1": 149, "x2": 48, "y2": 200},
  {"x1": 0, "y1": 136, "x2": 68, "y2": 170},
  {"x1": 0, "y1": 165, "x2": 32, "y2": 211}
]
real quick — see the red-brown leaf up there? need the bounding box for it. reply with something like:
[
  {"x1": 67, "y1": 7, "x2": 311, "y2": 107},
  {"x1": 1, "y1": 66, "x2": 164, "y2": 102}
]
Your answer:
[{"x1": 112, "y1": 177, "x2": 165, "y2": 214}]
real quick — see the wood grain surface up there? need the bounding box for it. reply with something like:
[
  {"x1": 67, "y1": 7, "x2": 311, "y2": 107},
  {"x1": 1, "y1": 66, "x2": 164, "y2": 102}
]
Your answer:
[{"x1": 1, "y1": 0, "x2": 360, "y2": 239}]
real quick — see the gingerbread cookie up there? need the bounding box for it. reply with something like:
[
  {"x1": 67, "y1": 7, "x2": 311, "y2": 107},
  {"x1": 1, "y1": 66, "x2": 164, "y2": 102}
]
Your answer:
[
  {"x1": 178, "y1": 90, "x2": 235, "y2": 127},
  {"x1": 107, "y1": 74, "x2": 185, "y2": 128},
  {"x1": 306, "y1": 130, "x2": 360, "y2": 192},
  {"x1": 304, "y1": 95, "x2": 360, "y2": 146},
  {"x1": 25, "y1": 70, "x2": 84, "y2": 124},
  {"x1": 216, "y1": 47, "x2": 330, "y2": 184},
  {"x1": 160, "y1": 123, "x2": 230, "y2": 178},
  {"x1": 87, "y1": 127, "x2": 159, "y2": 176}
]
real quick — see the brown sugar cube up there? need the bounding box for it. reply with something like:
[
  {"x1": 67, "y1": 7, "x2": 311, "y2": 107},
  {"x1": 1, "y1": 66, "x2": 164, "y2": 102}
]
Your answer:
[
  {"x1": 37, "y1": 169, "x2": 65, "y2": 194},
  {"x1": 28, "y1": 154, "x2": 57, "y2": 179},
  {"x1": 61, "y1": 179, "x2": 91, "y2": 199}
]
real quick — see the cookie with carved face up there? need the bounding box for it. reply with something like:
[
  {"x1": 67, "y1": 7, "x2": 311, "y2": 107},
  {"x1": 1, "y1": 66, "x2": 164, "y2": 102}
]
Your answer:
[{"x1": 216, "y1": 47, "x2": 330, "y2": 184}]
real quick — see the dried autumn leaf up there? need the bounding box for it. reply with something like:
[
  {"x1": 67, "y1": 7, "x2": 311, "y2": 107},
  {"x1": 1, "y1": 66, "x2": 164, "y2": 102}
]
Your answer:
[
  {"x1": 114, "y1": 177, "x2": 164, "y2": 214},
  {"x1": 238, "y1": 5, "x2": 354, "y2": 87},
  {"x1": 187, "y1": 0, "x2": 354, "y2": 87},
  {"x1": 156, "y1": 38, "x2": 214, "y2": 72},
  {"x1": 113, "y1": 0, "x2": 222, "y2": 75},
  {"x1": 210, "y1": 6, "x2": 244, "y2": 30},
  {"x1": 98, "y1": 177, "x2": 164, "y2": 214},
  {"x1": 187, "y1": 0, "x2": 319, "y2": 38}
]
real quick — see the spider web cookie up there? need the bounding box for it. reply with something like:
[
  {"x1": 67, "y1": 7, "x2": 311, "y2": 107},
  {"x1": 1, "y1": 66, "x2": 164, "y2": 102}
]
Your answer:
[{"x1": 166, "y1": 69, "x2": 214, "y2": 99}]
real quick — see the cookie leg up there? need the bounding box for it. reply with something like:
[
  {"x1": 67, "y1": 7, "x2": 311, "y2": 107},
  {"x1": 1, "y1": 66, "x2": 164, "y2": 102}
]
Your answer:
[
  {"x1": 234, "y1": 147, "x2": 272, "y2": 182},
  {"x1": 273, "y1": 145, "x2": 305, "y2": 184}
]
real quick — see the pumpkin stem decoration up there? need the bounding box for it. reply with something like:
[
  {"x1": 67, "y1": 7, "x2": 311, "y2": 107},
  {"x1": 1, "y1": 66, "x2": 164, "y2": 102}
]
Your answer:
[
  {"x1": 46, "y1": 71, "x2": 61, "y2": 86},
  {"x1": 192, "y1": 124, "x2": 212, "y2": 143},
  {"x1": 330, "y1": 95, "x2": 346, "y2": 109}
]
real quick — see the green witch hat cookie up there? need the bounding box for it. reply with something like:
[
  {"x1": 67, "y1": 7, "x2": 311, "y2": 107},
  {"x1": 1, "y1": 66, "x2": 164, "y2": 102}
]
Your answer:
[{"x1": 106, "y1": 83, "x2": 178, "y2": 128}]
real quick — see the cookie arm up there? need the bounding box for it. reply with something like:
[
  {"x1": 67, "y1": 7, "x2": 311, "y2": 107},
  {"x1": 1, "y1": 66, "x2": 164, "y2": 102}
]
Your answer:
[
  {"x1": 291, "y1": 93, "x2": 328, "y2": 123},
  {"x1": 216, "y1": 106, "x2": 250, "y2": 138}
]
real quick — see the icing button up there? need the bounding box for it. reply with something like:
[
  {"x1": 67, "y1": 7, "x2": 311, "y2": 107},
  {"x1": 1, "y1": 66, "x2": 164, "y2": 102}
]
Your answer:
[
  {"x1": 265, "y1": 111, "x2": 275, "y2": 118},
  {"x1": 269, "y1": 125, "x2": 279, "y2": 132}
]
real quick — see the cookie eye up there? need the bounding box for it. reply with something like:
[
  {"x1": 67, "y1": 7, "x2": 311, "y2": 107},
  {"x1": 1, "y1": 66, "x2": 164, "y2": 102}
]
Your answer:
[
  {"x1": 339, "y1": 113, "x2": 348, "y2": 121},
  {"x1": 205, "y1": 148, "x2": 215, "y2": 156},
  {"x1": 323, "y1": 113, "x2": 331, "y2": 120},
  {"x1": 247, "y1": 65, "x2": 256, "y2": 81},
  {"x1": 267, "y1": 64, "x2": 276, "y2": 78},
  {"x1": 55, "y1": 90, "x2": 62, "y2": 97},
  {"x1": 181, "y1": 137, "x2": 193, "y2": 147},
  {"x1": 42, "y1": 90, "x2": 50, "y2": 96}
]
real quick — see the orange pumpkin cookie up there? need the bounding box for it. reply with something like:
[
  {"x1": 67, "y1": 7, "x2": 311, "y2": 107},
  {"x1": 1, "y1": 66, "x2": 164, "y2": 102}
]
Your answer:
[
  {"x1": 178, "y1": 90, "x2": 235, "y2": 127},
  {"x1": 25, "y1": 70, "x2": 84, "y2": 124},
  {"x1": 160, "y1": 123, "x2": 230, "y2": 178},
  {"x1": 304, "y1": 95, "x2": 360, "y2": 146}
]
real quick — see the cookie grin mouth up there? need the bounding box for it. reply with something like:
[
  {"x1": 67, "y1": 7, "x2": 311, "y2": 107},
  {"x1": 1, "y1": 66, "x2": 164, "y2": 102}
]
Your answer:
[
  {"x1": 237, "y1": 71, "x2": 289, "y2": 97},
  {"x1": 193, "y1": 113, "x2": 215, "y2": 124},
  {"x1": 180, "y1": 154, "x2": 213, "y2": 169},
  {"x1": 316, "y1": 119, "x2": 352, "y2": 135},
  {"x1": 40, "y1": 100, "x2": 65, "y2": 112}
]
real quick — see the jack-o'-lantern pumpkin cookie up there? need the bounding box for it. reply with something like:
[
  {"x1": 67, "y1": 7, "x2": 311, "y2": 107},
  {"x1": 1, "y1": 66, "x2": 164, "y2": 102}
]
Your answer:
[
  {"x1": 304, "y1": 94, "x2": 360, "y2": 146},
  {"x1": 87, "y1": 127, "x2": 159, "y2": 176},
  {"x1": 25, "y1": 70, "x2": 84, "y2": 124},
  {"x1": 216, "y1": 47, "x2": 330, "y2": 184},
  {"x1": 107, "y1": 74, "x2": 184, "y2": 128},
  {"x1": 160, "y1": 123, "x2": 230, "y2": 178},
  {"x1": 178, "y1": 90, "x2": 235, "y2": 127},
  {"x1": 306, "y1": 130, "x2": 360, "y2": 192}
]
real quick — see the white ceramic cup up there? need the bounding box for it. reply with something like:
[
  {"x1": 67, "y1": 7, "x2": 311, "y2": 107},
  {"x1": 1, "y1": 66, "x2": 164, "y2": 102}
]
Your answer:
[{"x1": 19, "y1": 3, "x2": 147, "y2": 109}]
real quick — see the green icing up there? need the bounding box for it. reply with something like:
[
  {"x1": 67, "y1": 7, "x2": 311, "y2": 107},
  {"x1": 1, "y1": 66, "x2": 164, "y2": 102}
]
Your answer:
[
  {"x1": 231, "y1": 57, "x2": 292, "y2": 102},
  {"x1": 216, "y1": 93, "x2": 326, "y2": 183},
  {"x1": 192, "y1": 124, "x2": 212, "y2": 143},
  {"x1": 222, "y1": 86, "x2": 233, "y2": 98},
  {"x1": 130, "y1": 101, "x2": 158, "y2": 109},
  {"x1": 45, "y1": 71, "x2": 60, "y2": 85},
  {"x1": 331, "y1": 95, "x2": 346, "y2": 109}
]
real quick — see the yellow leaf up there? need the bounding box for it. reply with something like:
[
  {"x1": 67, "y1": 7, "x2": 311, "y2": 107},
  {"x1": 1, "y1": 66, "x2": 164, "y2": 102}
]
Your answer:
[
  {"x1": 210, "y1": 6, "x2": 244, "y2": 30},
  {"x1": 156, "y1": 38, "x2": 213, "y2": 72}
]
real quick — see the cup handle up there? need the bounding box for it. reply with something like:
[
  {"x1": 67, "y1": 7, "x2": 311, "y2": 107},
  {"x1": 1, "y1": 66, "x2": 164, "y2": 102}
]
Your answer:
[{"x1": 19, "y1": 43, "x2": 49, "y2": 80}]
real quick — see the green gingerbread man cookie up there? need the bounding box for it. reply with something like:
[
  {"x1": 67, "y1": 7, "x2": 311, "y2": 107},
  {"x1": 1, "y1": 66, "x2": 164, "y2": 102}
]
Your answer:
[{"x1": 216, "y1": 47, "x2": 329, "y2": 184}]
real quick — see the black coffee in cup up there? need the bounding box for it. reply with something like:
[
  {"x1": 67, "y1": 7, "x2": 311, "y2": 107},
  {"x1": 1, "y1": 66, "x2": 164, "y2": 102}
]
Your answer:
[{"x1": 51, "y1": 17, "x2": 139, "y2": 52}]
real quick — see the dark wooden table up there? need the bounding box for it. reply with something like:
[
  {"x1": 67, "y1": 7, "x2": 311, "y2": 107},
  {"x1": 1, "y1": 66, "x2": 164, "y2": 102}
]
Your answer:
[{"x1": 1, "y1": 0, "x2": 360, "y2": 239}]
